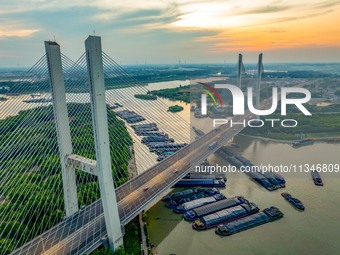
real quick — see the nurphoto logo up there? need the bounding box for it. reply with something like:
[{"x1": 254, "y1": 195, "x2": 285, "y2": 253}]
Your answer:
[{"x1": 198, "y1": 83, "x2": 312, "y2": 128}]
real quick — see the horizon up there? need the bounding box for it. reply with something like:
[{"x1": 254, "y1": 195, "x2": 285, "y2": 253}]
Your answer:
[{"x1": 1, "y1": 61, "x2": 340, "y2": 71}]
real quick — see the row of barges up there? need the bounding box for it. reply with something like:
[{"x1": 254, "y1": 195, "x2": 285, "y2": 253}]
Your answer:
[
  {"x1": 114, "y1": 110, "x2": 187, "y2": 159},
  {"x1": 216, "y1": 146, "x2": 286, "y2": 191},
  {"x1": 162, "y1": 188, "x2": 284, "y2": 236}
]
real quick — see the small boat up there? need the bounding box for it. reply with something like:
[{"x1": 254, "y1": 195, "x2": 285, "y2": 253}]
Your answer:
[
  {"x1": 292, "y1": 139, "x2": 314, "y2": 148},
  {"x1": 281, "y1": 193, "x2": 305, "y2": 210},
  {"x1": 311, "y1": 170, "x2": 323, "y2": 186}
]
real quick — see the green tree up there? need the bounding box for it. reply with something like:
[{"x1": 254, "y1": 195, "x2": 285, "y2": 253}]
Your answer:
[
  {"x1": 335, "y1": 90, "x2": 340, "y2": 100},
  {"x1": 0, "y1": 238, "x2": 14, "y2": 254}
]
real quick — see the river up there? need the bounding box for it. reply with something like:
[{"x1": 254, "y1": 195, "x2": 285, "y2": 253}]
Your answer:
[
  {"x1": 0, "y1": 80, "x2": 192, "y2": 173},
  {"x1": 147, "y1": 136, "x2": 340, "y2": 255},
  {"x1": 0, "y1": 78, "x2": 222, "y2": 173},
  {"x1": 1, "y1": 79, "x2": 340, "y2": 254}
]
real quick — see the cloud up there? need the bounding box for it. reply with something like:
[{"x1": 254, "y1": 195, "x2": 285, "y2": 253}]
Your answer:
[
  {"x1": 270, "y1": 9, "x2": 333, "y2": 23},
  {"x1": 310, "y1": 0, "x2": 340, "y2": 9},
  {"x1": 241, "y1": 5, "x2": 291, "y2": 14},
  {"x1": 0, "y1": 29, "x2": 39, "y2": 37},
  {"x1": 0, "y1": 22, "x2": 40, "y2": 39}
]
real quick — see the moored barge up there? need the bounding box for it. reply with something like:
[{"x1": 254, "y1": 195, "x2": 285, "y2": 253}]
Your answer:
[
  {"x1": 173, "y1": 194, "x2": 225, "y2": 214},
  {"x1": 172, "y1": 178, "x2": 226, "y2": 188},
  {"x1": 192, "y1": 203, "x2": 259, "y2": 230},
  {"x1": 215, "y1": 206, "x2": 283, "y2": 236},
  {"x1": 184, "y1": 196, "x2": 248, "y2": 221}
]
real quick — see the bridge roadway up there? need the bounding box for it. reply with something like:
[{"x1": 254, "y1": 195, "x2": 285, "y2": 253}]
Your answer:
[{"x1": 13, "y1": 111, "x2": 256, "y2": 255}]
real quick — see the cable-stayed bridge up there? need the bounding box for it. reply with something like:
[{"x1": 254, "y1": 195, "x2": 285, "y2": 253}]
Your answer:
[{"x1": 0, "y1": 36, "x2": 264, "y2": 255}]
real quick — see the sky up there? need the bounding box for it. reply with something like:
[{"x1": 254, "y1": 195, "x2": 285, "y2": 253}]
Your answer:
[{"x1": 0, "y1": 0, "x2": 340, "y2": 67}]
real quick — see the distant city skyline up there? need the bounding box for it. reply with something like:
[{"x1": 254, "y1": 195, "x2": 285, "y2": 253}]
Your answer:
[{"x1": 0, "y1": 0, "x2": 340, "y2": 67}]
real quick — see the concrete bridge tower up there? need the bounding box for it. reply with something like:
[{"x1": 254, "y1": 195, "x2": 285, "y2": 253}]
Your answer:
[
  {"x1": 256, "y1": 53, "x2": 264, "y2": 120},
  {"x1": 45, "y1": 36, "x2": 123, "y2": 252},
  {"x1": 237, "y1": 53, "x2": 245, "y2": 89}
]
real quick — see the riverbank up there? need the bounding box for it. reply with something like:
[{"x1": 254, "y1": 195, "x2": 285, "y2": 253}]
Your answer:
[
  {"x1": 238, "y1": 133, "x2": 295, "y2": 144},
  {"x1": 238, "y1": 133, "x2": 340, "y2": 144}
]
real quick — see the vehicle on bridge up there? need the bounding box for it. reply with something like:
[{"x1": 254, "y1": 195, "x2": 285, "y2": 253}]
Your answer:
[{"x1": 209, "y1": 141, "x2": 218, "y2": 150}]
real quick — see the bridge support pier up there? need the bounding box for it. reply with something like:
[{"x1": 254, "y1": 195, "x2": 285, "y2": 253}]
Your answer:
[
  {"x1": 85, "y1": 35, "x2": 123, "y2": 250},
  {"x1": 45, "y1": 41, "x2": 79, "y2": 216}
]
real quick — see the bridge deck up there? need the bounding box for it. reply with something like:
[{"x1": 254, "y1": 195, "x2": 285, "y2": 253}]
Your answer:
[{"x1": 12, "y1": 112, "x2": 254, "y2": 255}]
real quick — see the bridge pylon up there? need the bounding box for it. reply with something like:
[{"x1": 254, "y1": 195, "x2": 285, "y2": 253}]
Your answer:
[
  {"x1": 85, "y1": 35, "x2": 123, "y2": 250},
  {"x1": 256, "y1": 53, "x2": 264, "y2": 120},
  {"x1": 45, "y1": 41, "x2": 79, "y2": 216},
  {"x1": 237, "y1": 53, "x2": 245, "y2": 89}
]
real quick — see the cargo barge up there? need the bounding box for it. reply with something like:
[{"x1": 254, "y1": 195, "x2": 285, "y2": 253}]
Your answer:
[
  {"x1": 172, "y1": 178, "x2": 226, "y2": 188},
  {"x1": 215, "y1": 206, "x2": 284, "y2": 236},
  {"x1": 281, "y1": 192, "x2": 305, "y2": 210},
  {"x1": 292, "y1": 139, "x2": 314, "y2": 148},
  {"x1": 184, "y1": 196, "x2": 248, "y2": 221},
  {"x1": 224, "y1": 156, "x2": 244, "y2": 169},
  {"x1": 271, "y1": 172, "x2": 286, "y2": 185},
  {"x1": 192, "y1": 203, "x2": 259, "y2": 230},
  {"x1": 248, "y1": 172, "x2": 278, "y2": 191},
  {"x1": 164, "y1": 188, "x2": 220, "y2": 208},
  {"x1": 173, "y1": 194, "x2": 225, "y2": 214},
  {"x1": 131, "y1": 123, "x2": 157, "y2": 130},
  {"x1": 167, "y1": 189, "x2": 221, "y2": 208},
  {"x1": 184, "y1": 172, "x2": 227, "y2": 182},
  {"x1": 260, "y1": 171, "x2": 285, "y2": 188},
  {"x1": 23, "y1": 98, "x2": 52, "y2": 103},
  {"x1": 115, "y1": 110, "x2": 145, "y2": 123},
  {"x1": 311, "y1": 170, "x2": 323, "y2": 186},
  {"x1": 162, "y1": 189, "x2": 195, "y2": 202},
  {"x1": 216, "y1": 146, "x2": 286, "y2": 191}
]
